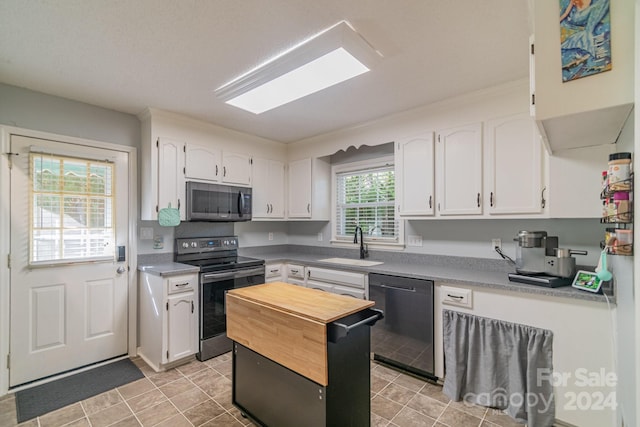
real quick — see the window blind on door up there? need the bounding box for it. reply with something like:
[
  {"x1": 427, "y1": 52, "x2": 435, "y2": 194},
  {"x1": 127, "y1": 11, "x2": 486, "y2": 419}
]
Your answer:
[
  {"x1": 29, "y1": 152, "x2": 115, "y2": 264},
  {"x1": 335, "y1": 165, "x2": 398, "y2": 242}
]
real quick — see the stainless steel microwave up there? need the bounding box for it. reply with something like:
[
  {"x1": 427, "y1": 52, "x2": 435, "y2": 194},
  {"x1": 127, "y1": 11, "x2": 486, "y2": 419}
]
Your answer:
[{"x1": 186, "y1": 181, "x2": 252, "y2": 222}]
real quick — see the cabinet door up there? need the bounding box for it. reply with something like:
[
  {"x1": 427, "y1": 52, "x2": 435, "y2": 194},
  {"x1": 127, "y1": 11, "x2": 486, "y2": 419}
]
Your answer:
[
  {"x1": 252, "y1": 158, "x2": 285, "y2": 219},
  {"x1": 436, "y1": 124, "x2": 482, "y2": 215},
  {"x1": 267, "y1": 160, "x2": 285, "y2": 218},
  {"x1": 166, "y1": 292, "x2": 197, "y2": 362},
  {"x1": 222, "y1": 151, "x2": 252, "y2": 186},
  {"x1": 157, "y1": 137, "x2": 185, "y2": 220},
  {"x1": 396, "y1": 132, "x2": 435, "y2": 216},
  {"x1": 486, "y1": 113, "x2": 542, "y2": 215},
  {"x1": 252, "y1": 158, "x2": 270, "y2": 217},
  {"x1": 288, "y1": 158, "x2": 312, "y2": 218},
  {"x1": 185, "y1": 143, "x2": 220, "y2": 181}
]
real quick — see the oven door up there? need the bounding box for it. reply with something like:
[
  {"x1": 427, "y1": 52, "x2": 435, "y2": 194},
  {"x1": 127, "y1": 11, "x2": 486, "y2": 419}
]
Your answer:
[{"x1": 198, "y1": 266, "x2": 265, "y2": 360}]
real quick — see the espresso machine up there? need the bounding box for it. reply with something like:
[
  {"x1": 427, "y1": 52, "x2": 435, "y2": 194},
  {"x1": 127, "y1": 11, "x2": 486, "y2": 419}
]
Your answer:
[{"x1": 508, "y1": 231, "x2": 588, "y2": 287}]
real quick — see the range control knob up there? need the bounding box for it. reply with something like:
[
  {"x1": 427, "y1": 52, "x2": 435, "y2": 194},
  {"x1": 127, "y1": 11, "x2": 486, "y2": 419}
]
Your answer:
[
  {"x1": 191, "y1": 242, "x2": 198, "y2": 248},
  {"x1": 182, "y1": 242, "x2": 189, "y2": 249}
]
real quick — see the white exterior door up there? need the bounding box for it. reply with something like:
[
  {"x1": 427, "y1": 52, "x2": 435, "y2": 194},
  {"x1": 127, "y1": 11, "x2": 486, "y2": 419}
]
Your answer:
[{"x1": 9, "y1": 135, "x2": 129, "y2": 386}]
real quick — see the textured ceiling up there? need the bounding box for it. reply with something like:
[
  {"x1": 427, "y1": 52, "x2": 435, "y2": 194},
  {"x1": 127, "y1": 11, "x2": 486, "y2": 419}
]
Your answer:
[{"x1": 0, "y1": 1, "x2": 531, "y2": 143}]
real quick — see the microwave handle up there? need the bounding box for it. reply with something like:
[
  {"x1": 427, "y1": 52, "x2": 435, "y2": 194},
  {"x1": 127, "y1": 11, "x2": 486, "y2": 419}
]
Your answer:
[{"x1": 238, "y1": 191, "x2": 245, "y2": 217}]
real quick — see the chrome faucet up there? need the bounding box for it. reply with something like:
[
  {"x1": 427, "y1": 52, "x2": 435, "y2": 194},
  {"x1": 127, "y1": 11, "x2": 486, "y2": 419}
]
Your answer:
[{"x1": 353, "y1": 226, "x2": 369, "y2": 259}]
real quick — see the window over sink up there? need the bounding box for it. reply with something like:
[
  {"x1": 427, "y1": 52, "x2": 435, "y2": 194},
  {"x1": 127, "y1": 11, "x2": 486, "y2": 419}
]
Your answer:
[{"x1": 332, "y1": 155, "x2": 403, "y2": 247}]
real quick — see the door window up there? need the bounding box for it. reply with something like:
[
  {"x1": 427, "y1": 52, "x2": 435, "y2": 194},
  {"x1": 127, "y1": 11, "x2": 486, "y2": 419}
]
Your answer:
[{"x1": 30, "y1": 152, "x2": 115, "y2": 264}]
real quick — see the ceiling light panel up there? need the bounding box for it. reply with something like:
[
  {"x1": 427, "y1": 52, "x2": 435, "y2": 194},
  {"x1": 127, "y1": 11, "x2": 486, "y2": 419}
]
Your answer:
[{"x1": 215, "y1": 21, "x2": 382, "y2": 114}]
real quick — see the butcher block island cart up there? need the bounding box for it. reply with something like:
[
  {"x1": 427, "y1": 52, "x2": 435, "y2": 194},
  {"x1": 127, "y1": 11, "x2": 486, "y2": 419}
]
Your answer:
[{"x1": 226, "y1": 282, "x2": 383, "y2": 427}]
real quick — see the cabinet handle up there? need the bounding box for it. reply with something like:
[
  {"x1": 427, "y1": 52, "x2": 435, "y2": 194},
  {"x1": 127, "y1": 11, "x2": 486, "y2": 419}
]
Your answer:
[
  {"x1": 541, "y1": 187, "x2": 546, "y2": 209},
  {"x1": 175, "y1": 282, "x2": 189, "y2": 287},
  {"x1": 223, "y1": 166, "x2": 227, "y2": 177},
  {"x1": 428, "y1": 195, "x2": 432, "y2": 209},
  {"x1": 216, "y1": 165, "x2": 219, "y2": 176},
  {"x1": 307, "y1": 203, "x2": 310, "y2": 213},
  {"x1": 447, "y1": 294, "x2": 464, "y2": 299},
  {"x1": 191, "y1": 300, "x2": 194, "y2": 313},
  {"x1": 490, "y1": 192, "x2": 494, "y2": 207},
  {"x1": 477, "y1": 193, "x2": 480, "y2": 208},
  {"x1": 269, "y1": 203, "x2": 273, "y2": 213}
]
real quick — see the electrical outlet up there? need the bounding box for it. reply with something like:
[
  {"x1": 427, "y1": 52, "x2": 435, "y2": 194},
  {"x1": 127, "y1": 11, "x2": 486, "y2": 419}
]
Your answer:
[
  {"x1": 408, "y1": 235, "x2": 423, "y2": 247},
  {"x1": 140, "y1": 227, "x2": 154, "y2": 240},
  {"x1": 492, "y1": 238, "x2": 502, "y2": 251},
  {"x1": 268, "y1": 232, "x2": 273, "y2": 241}
]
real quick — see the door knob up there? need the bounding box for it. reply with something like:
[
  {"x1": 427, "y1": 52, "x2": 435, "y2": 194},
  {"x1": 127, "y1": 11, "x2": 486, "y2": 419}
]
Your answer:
[{"x1": 116, "y1": 266, "x2": 126, "y2": 274}]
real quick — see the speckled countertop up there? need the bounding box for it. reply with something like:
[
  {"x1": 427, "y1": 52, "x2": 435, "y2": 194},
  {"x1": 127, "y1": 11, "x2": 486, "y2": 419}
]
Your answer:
[
  {"x1": 239, "y1": 245, "x2": 614, "y2": 304},
  {"x1": 138, "y1": 262, "x2": 200, "y2": 277}
]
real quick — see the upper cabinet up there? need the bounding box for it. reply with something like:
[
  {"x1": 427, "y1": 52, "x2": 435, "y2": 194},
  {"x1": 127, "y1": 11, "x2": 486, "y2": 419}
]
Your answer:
[
  {"x1": 184, "y1": 144, "x2": 251, "y2": 186},
  {"x1": 185, "y1": 143, "x2": 220, "y2": 181},
  {"x1": 395, "y1": 132, "x2": 435, "y2": 217},
  {"x1": 221, "y1": 151, "x2": 252, "y2": 186},
  {"x1": 485, "y1": 113, "x2": 543, "y2": 215},
  {"x1": 288, "y1": 157, "x2": 330, "y2": 220},
  {"x1": 141, "y1": 136, "x2": 186, "y2": 221},
  {"x1": 397, "y1": 114, "x2": 545, "y2": 220},
  {"x1": 530, "y1": 1, "x2": 634, "y2": 152},
  {"x1": 253, "y1": 157, "x2": 285, "y2": 219},
  {"x1": 436, "y1": 123, "x2": 483, "y2": 216}
]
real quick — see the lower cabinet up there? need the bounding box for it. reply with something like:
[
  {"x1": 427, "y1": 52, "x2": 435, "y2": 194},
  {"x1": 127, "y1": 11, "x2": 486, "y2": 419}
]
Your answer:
[
  {"x1": 434, "y1": 284, "x2": 615, "y2": 427},
  {"x1": 265, "y1": 263, "x2": 283, "y2": 283},
  {"x1": 306, "y1": 266, "x2": 367, "y2": 299},
  {"x1": 139, "y1": 272, "x2": 198, "y2": 372}
]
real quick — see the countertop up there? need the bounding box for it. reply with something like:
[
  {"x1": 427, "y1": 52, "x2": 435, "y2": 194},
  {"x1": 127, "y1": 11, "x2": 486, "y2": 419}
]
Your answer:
[
  {"x1": 138, "y1": 262, "x2": 200, "y2": 277},
  {"x1": 228, "y1": 282, "x2": 375, "y2": 323},
  {"x1": 240, "y1": 247, "x2": 614, "y2": 304}
]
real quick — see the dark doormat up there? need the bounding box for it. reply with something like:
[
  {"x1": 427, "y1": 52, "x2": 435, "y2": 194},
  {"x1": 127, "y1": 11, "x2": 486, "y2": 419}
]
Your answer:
[{"x1": 14, "y1": 358, "x2": 144, "y2": 423}]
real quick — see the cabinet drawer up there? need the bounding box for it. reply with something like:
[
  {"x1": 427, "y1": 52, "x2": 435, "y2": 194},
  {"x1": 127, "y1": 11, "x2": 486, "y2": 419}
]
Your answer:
[
  {"x1": 287, "y1": 264, "x2": 305, "y2": 279},
  {"x1": 167, "y1": 275, "x2": 196, "y2": 294},
  {"x1": 265, "y1": 264, "x2": 283, "y2": 278}
]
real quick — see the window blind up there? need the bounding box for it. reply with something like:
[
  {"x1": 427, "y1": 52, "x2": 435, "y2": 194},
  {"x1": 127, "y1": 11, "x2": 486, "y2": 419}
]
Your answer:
[
  {"x1": 335, "y1": 165, "x2": 398, "y2": 242},
  {"x1": 30, "y1": 152, "x2": 115, "y2": 263}
]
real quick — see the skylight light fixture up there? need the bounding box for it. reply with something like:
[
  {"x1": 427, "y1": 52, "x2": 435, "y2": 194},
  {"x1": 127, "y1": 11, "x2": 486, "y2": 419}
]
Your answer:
[{"x1": 215, "y1": 21, "x2": 382, "y2": 114}]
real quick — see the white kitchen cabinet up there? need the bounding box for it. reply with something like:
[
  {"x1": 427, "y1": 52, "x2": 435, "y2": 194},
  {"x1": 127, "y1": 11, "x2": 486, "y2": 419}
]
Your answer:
[
  {"x1": 222, "y1": 151, "x2": 252, "y2": 186},
  {"x1": 395, "y1": 132, "x2": 435, "y2": 217},
  {"x1": 305, "y1": 266, "x2": 367, "y2": 299},
  {"x1": 287, "y1": 157, "x2": 330, "y2": 220},
  {"x1": 252, "y1": 157, "x2": 285, "y2": 219},
  {"x1": 433, "y1": 284, "x2": 615, "y2": 427},
  {"x1": 485, "y1": 113, "x2": 543, "y2": 215},
  {"x1": 156, "y1": 137, "x2": 186, "y2": 220},
  {"x1": 530, "y1": 2, "x2": 633, "y2": 152},
  {"x1": 185, "y1": 143, "x2": 221, "y2": 181},
  {"x1": 138, "y1": 272, "x2": 198, "y2": 372},
  {"x1": 265, "y1": 263, "x2": 283, "y2": 283},
  {"x1": 184, "y1": 144, "x2": 251, "y2": 186},
  {"x1": 547, "y1": 144, "x2": 615, "y2": 218},
  {"x1": 436, "y1": 123, "x2": 483, "y2": 215},
  {"x1": 285, "y1": 263, "x2": 306, "y2": 287}
]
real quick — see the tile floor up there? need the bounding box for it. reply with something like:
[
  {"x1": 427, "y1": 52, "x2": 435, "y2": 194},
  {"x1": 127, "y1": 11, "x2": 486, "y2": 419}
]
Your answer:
[{"x1": 0, "y1": 354, "x2": 526, "y2": 427}]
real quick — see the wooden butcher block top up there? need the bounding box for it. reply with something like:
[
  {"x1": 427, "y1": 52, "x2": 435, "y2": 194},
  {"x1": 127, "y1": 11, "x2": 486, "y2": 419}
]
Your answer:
[
  {"x1": 226, "y1": 282, "x2": 374, "y2": 385},
  {"x1": 228, "y1": 282, "x2": 374, "y2": 322}
]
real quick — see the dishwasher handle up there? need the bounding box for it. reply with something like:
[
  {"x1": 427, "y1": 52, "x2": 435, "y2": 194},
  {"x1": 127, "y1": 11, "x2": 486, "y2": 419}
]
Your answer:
[
  {"x1": 328, "y1": 308, "x2": 384, "y2": 343},
  {"x1": 370, "y1": 283, "x2": 417, "y2": 293}
]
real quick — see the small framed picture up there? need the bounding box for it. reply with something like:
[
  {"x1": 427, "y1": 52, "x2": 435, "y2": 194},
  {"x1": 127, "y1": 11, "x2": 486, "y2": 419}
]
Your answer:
[{"x1": 571, "y1": 270, "x2": 603, "y2": 293}]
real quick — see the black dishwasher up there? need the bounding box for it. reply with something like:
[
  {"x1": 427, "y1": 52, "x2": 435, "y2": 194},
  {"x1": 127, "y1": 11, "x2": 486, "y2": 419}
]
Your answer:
[{"x1": 369, "y1": 273, "x2": 435, "y2": 379}]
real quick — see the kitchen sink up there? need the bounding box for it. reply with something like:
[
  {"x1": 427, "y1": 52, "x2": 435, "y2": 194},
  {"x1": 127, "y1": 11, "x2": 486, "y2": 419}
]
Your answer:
[{"x1": 319, "y1": 258, "x2": 384, "y2": 267}]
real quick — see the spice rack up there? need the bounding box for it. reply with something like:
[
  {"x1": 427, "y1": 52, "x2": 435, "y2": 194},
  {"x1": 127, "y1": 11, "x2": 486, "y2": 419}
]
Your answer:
[{"x1": 600, "y1": 172, "x2": 633, "y2": 256}]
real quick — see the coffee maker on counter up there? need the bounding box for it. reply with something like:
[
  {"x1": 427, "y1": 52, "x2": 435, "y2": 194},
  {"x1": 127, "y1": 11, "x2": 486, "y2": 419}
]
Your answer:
[{"x1": 508, "y1": 230, "x2": 588, "y2": 287}]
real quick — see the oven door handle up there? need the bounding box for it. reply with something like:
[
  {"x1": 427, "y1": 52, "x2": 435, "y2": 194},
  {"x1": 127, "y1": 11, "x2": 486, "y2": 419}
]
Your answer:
[{"x1": 201, "y1": 267, "x2": 265, "y2": 281}]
